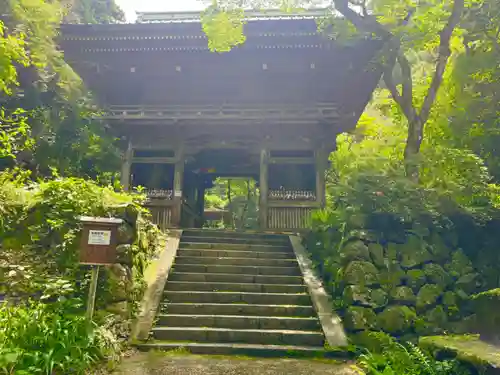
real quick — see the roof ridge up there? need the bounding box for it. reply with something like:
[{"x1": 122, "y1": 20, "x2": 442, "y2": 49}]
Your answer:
[{"x1": 136, "y1": 8, "x2": 331, "y2": 24}]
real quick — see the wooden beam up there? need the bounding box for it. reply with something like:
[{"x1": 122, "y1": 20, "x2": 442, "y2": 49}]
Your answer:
[
  {"x1": 259, "y1": 148, "x2": 269, "y2": 230},
  {"x1": 269, "y1": 157, "x2": 315, "y2": 165},
  {"x1": 120, "y1": 140, "x2": 133, "y2": 191},
  {"x1": 131, "y1": 157, "x2": 176, "y2": 164}
]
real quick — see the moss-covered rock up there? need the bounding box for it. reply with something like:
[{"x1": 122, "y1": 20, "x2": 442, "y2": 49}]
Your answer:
[
  {"x1": 406, "y1": 269, "x2": 427, "y2": 292},
  {"x1": 399, "y1": 235, "x2": 433, "y2": 269},
  {"x1": 347, "y1": 229, "x2": 379, "y2": 243},
  {"x1": 343, "y1": 285, "x2": 388, "y2": 309},
  {"x1": 343, "y1": 261, "x2": 380, "y2": 287},
  {"x1": 444, "y1": 250, "x2": 474, "y2": 279},
  {"x1": 427, "y1": 232, "x2": 452, "y2": 263},
  {"x1": 391, "y1": 286, "x2": 416, "y2": 306},
  {"x1": 380, "y1": 263, "x2": 406, "y2": 292},
  {"x1": 442, "y1": 291, "x2": 460, "y2": 318},
  {"x1": 423, "y1": 263, "x2": 452, "y2": 287},
  {"x1": 386, "y1": 243, "x2": 399, "y2": 263},
  {"x1": 416, "y1": 284, "x2": 443, "y2": 311},
  {"x1": 425, "y1": 306, "x2": 448, "y2": 333},
  {"x1": 368, "y1": 243, "x2": 385, "y2": 268},
  {"x1": 420, "y1": 335, "x2": 500, "y2": 374},
  {"x1": 340, "y1": 240, "x2": 370, "y2": 264},
  {"x1": 343, "y1": 306, "x2": 377, "y2": 331},
  {"x1": 377, "y1": 306, "x2": 416, "y2": 334},
  {"x1": 471, "y1": 288, "x2": 500, "y2": 344},
  {"x1": 456, "y1": 273, "x2": 481, "y2": 294}
]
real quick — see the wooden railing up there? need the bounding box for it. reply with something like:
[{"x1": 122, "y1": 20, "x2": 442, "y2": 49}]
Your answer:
[
  {"x1": 100, "y1": 103, "x2": 338, "y2": 122},
  {"x1": 267, "y1": 205, "x2": 315, "y2": 230},
  {"x1": 144, "y1": 199, "x2": 178, "y2": 231}
]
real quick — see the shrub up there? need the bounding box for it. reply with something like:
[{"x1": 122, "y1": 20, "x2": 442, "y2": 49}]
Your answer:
[{"x1": 0, "y1": 298, "x2": 119, "y2": 375}]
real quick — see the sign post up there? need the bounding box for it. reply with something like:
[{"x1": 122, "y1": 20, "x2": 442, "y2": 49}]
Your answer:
[{"x1": 79, "y1": 216, "x2": 123, "y2": 321}]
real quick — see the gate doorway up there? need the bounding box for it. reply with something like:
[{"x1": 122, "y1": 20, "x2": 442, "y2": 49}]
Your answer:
[{"x1": 204, "y1": 177, "x2": 259, "y2": 230}]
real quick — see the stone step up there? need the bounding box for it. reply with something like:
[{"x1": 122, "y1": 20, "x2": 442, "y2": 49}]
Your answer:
[
  {"x1": 177, "y1": 248, "x2": 294, "y2": 259},
  {"x1": 168, "y1": 272, "x2": 304, "y2": 285},
  {"x1": 182, "y1": 230, "x2": 290, "y2": 242},
  {"x1": 172, "y1": 264, "x2": 302, "y2": 276},
  {"x1": 181, "y1": 236, "x2": 289, "y2": 246},
  {"x1": 163, "y1": 291, "x2": 312, "y2": 305},
  {"x1": 163, "y1": 303, "x2": 316, "y2": 317},
  {"x1": 136, "y1": 341, "x2": 326, "y2": 357},
  {"x1": 156, "y1": 314, "x2": 321, "y2": 331},
  {"x1": 180, "y1": 242, "x2": 291, "y2": 252},
  {"x1": 151, "y1": 327, "x2": 325, "y2": 346},
  {"x1": 166, "y1": 281, "x2": 307, "y2": 294},
  {"x1": 174, "y1": 256, "x2": 298, "y2": 268}
]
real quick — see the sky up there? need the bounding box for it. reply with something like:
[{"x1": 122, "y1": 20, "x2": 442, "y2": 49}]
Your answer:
[{"x1": 116, "y1": 0, "x2": 205, "y2": 22}]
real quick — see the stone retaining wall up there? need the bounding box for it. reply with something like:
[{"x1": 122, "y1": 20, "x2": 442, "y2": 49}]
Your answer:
[{"x1": 306, "y1": 229, "x2": 496, "y2": 342}]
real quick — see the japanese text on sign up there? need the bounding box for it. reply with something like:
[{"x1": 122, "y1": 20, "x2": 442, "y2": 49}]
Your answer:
[{"x1": 88, "y1": 230, "x2": 111, "y2": 246}]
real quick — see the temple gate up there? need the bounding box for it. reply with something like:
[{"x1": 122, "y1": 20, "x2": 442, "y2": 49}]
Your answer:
[{"x1": 60, "y1": 9, "x2": 383, "y2": 231}]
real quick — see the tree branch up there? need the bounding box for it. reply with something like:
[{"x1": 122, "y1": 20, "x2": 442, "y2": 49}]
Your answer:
[
  {"x1": 419, "y1": 0, "x2": 464, "y2": 123},
  {"x1": 332, "y1": 0, "x2": 391, "y2": 38}
]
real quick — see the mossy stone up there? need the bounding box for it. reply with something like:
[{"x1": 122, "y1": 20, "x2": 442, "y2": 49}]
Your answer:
[
  {"x1": 428, "y1": 232, "x2": 452, "y2": 263},
  {"x1": 340, "y1": 240, "x2": 370, "y2": 264},
  {"x1": 444, "y1": 250, "x2": 474, "y2": 279},
  {"x1": 399, "y1": 235, "x2": 433, "y2": 269},
  {"x1": 471, "y1": 288, "x2": 500, "y2": 344},
  {"x1": 343, "y1": 285, "x2": 388, "y2": 309},
  {"x1": 423, "y1": 263, "x2": 451, "y2": 287},
  {"x1": 386, "y1": 243, "x2": 399, "y2": 263},
  {"x1": 416, "y1": 284, "x2": 443, "y2": 311},
  {"x1": 380, "y1": 263, "x2": 406, "y2": 292},
  {"x1": 406, "y1": 269, "x2": 427, "y2": 292},
  {"x1": 377, "y1": 306, "x2": 416, "y2": 334},
  {"x1": 347, "y1": 229, "x2": 379, "y2": 243},
  {"x1": 442, "y1": 291, "x2": 458, "y2": 307},
  {"x1": 456, "y1": 273, "x2": 480, "y2": 294},
  {"x1": 368, "y1": 243, "x2": 385, "y2": 268},
  {"x1": 391, "y1": 286, "x2": 416, "y2": 306},
  {"x1": 343, "y1": 306, "x2": 377, "y2": 331},
  {"x1": 425, "y1": 306, "x2": 448, "y2": 333},
  {"x1": 349, "y1": 331, "x2": 385, "y2": 353},
  {"x1": 343, "y1": 261, "x2": 380, "y2": 287},
  {"x1": 442, "y1": 291, "x2": 460, "y2": 319}
]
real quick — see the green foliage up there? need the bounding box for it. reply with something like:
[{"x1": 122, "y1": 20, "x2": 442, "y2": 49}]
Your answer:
[
  {"x1": 0, "y1": 0, "x2": 121, "y2": 178},
  {"x1": 357, "y1": 332, "x2": 471, "y2": 375},
  {"x1": 63, "y1": 0, "x2": 125, "y2": 24},
  {"x1": 0, "y1": 298, "x2": 119, "y2": 374},
  {"x1": 204, "y1": 178, "x2": 259, "y2": 229}
]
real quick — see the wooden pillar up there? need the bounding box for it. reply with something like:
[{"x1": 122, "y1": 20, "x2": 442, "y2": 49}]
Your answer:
[
  {"x1": 259, "y1": 148, "x2": 269, "y2": 230},
  {"x1": 172, "y1": 148, "x2": 185, "y2": 227},
  {"x1": 121, "y1": 141, "x2": 133, "y2": 192},
  {"x1": 196, "y1": 183, "x2": 205, "y2": 228},
  {"x1": 315, "y1": 147, "x2": 327, "y2": 208}
]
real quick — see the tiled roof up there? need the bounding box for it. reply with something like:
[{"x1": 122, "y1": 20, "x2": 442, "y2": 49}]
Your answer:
[{"x1": 136, "y1": 8, "x2": 331, "y2": 23}]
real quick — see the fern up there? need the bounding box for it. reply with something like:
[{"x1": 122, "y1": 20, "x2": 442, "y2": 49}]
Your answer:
[{"x1": 357, "y1": 332, "x2": 472, "y2": 375}]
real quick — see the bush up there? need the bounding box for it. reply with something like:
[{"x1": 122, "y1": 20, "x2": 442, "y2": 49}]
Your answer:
[{"x1": 0, "y1": 298, "x2": 119, "y2": 374}]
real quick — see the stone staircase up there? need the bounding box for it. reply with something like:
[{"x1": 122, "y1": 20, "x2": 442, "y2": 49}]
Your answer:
[{"x1": 139, "y1": 229, "x2": 327, "y2": 356}]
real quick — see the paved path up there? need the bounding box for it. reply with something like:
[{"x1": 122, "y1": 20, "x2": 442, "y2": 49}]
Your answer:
[{"x1": 105, "y1": 353, "x2": 361, "y2": 375}]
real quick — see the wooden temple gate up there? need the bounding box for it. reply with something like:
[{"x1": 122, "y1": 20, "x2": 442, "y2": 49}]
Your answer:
[{"x1": 60, "y1": 10, "x2": 383, "y2": 231}]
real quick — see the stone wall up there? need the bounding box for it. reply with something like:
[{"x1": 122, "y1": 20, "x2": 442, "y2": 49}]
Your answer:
[{"x1": 307, "y1": 229, "x2": 495, "y2": 343}]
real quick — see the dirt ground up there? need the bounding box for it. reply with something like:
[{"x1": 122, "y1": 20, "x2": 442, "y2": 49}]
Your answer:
[{"x1": 102, "y1": 352, "x2": 362, "y2": 375}]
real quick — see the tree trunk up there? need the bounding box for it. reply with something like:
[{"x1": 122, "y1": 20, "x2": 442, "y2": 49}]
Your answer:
[{"x1": 404, "y1": 115, "x2": 424, "y2": 180}]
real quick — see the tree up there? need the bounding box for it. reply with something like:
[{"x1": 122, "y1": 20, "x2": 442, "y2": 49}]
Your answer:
[
  {"x1": 201, "y1": 0, "x2": 466, "y2": 180},
  {"x1": 63, "y1": 0, "x2": 125, "y2": 24},
  {"x1": 0, "y1": 0, "x2": 122, "y2": 180}
]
